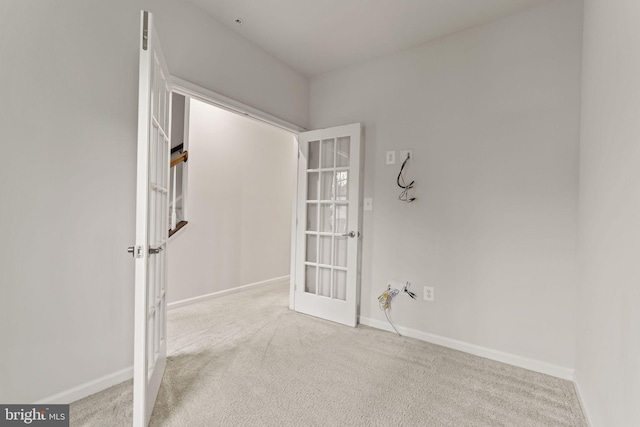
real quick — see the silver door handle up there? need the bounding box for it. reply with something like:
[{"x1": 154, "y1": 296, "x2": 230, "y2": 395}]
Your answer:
[
  {"x1": 127, "y1": 245, "x2": 142, "y2": 258},
  {"x1": 342, "y1": 231, "x2": 357, "y2": 238},
  {"x1": 149, "y1": 246, "x2": 163, "y2": 255}
]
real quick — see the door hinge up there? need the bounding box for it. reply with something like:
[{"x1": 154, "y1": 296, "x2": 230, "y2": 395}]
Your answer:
[{"x1": 142, "y1": 12, "x2": 149, "y2": 51}]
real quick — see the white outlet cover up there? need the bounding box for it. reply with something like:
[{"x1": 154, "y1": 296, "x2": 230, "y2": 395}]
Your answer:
[
  {"x1": 386, "y1": 151, "x2": 396, "y2": 165},
  {"x1": 424, "y1": 286, "x2": 434, "y2": 301}
]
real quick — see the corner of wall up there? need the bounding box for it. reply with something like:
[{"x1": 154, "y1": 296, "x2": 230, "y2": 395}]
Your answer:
[{"x1": 572, "y1": 371, "x2": 593, "y2": 427}]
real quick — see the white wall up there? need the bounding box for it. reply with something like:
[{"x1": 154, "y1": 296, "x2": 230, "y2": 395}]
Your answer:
[
  {"x1": 0, "y1": 0, "x2": 307, "y2": 403},
  {"x1": 167, "y1": 100, "x2": 294, "y2": 304},
  {"x1": 151, "y1": 0, "x2": 308, "y2": 128},
  {"x1": 171, "y1": 94, "x2": 186, "y2": 149},
  {"x1": 310, "y1": 0, "x2": 583, "y2": 370},
  {"x1": 576, "y1": 1, "x2": 640, "y2": 425}
]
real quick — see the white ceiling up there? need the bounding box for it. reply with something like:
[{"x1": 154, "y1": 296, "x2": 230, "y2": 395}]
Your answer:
[{"x1": 186, "y1": 0, "x2": 551, "y2": 77}]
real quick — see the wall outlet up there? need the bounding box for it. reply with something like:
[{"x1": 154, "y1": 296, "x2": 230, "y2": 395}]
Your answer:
[
  {"x1": 400, "y1": 149, "x2": 413, "y2": 162},
  {"x1": 424, "y1": 286, "x2": 434, "y2": 302},
  {"x1": 386, "y1": 151, "x2": 396, "y2": 165}
]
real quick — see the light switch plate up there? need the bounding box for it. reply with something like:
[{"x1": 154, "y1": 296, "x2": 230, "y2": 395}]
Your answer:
[
  {"x1": 364, "y1": 198, "x2": 373, "y2": 211},
  {"x1": 386, "y1": 151, "x2": 396, "y2": 165}
]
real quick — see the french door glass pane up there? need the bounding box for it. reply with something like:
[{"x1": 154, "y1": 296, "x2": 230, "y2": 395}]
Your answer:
[
  {"x1": 308, "y1": 140, "x2": 320, "y2": 169},
  {"x1": 334, "y1": 270, "x2": 347, "y2": 301},
  {"x1": 306, "y1": 234, "x2": 317, "y2": 262},
  {"x1": 307, "y1": 172, "x2": 319, "y2": 200},
  {"x1": 319, "y1": 236, "x2": 332, "y2": 265},
  {"x1": 148, "y1": 254, "x2": 155, "y2": 309},
  {"x1": 305, "y1": 265, "x2": 317, "y2": 294},
  {"x1": 320, "y1": 204, "x2": 333, "y2": 233},
  {"x1": 334, "y1": 237, "x2": 348, "y2": 267},
  {"x1": 321, "y1": 171, "x2": 334, "y2": 201},
  {"x1": 319, "y1": 268, "x2": 331, "y2": 297},
  {"x1": 150, "y1": 127, "x2": 157, "y2": 184},
  {"x1": 307, "y1": 204, "x2": 318, "y2": 231},
  {"x1": 336, "y1": 137, "x2": 350, "y2": 167},
  {"x1": 335, "y1": 204, "x2": 348, "y2": 234},
  {"x1": 336, "y1": 171, "x2": 348, "y2": 200},
  {"x1": 321, "y1": 139, "x2": 335, "y2": 168}
]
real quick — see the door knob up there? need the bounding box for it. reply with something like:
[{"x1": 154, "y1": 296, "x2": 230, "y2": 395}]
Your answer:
[
  {"x1": 149, "y1": 246, "x2": 163, "y2": 255},
  {"x1": 342, "y1": 231, "x2": 357, "y2": 238}
]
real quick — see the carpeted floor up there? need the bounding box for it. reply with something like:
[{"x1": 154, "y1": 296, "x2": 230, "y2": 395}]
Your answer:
[{"x1": 70, "y1": 281, "x2": 587, "y2": 426}]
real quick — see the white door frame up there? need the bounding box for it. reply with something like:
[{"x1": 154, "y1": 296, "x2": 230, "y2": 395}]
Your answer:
[
  {"x1": 169, "y1": 78, "x2": 364, "y2": 323},
  {"x1": 171, "y1": 78, "x2": 305, "y2": 135},
  {"x1": 170, "y1": 78, "x2": 306, "y2": 312}
]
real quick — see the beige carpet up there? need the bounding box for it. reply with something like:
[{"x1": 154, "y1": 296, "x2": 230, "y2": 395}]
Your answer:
[{"x1": 70, "y1": 281, "x2": 587, "y2": 426}]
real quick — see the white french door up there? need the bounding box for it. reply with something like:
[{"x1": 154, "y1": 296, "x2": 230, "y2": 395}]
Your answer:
[
  {"x1": 294, "y1": 123, "x2": 362, "y2": 327},
  {"x1": 132, "y1": 11, "x2": 171, "y2": 427}
]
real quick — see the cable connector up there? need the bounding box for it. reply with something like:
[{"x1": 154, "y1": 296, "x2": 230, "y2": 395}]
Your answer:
[
  {"x1": 378, "y1": 282, "x2": 417, "y2": 337},
  {"x1": 378, "y1": 285, "x2": 399, "y2": 310},
  {"x1": 403, "y1": 282, "x2": 417, "y2": 300}
]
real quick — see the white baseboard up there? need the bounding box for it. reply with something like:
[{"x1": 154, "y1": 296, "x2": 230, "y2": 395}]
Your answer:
[
  {"x1": 34, "y1": 366, "x2": 133, "y2": 404},
  {"x1": 34, "y1": 278, "x2": 288, "y2": 405},
  {"x1": 168, "y1": 275, "x2": 290, "y2": 310},
  {"x1": 573, "y1": 372, "x2": 593, "y2": 426},
  {"x1": 359, "y1": 316, "x2": 574, "y2": 380}
]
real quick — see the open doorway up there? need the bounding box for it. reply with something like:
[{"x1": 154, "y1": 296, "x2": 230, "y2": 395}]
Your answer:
[
  {"x1": 166, "y1": 94, "x2": 296, "y2": 307},
  {"x1": 131, "y1": 13, "x2": 359, "y2": 423}
]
